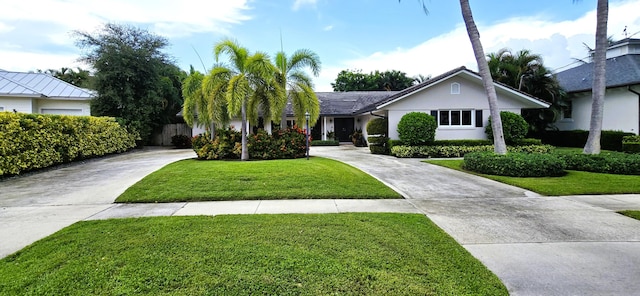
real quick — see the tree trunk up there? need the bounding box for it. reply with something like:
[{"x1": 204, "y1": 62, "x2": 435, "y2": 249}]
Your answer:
[
  {"x1": 459, "y1": 0, "x2": 507, "y2": 154},
  {"x1": 583, "y1": 0, "x2": 608, "y2": 155},
  {"x1": 241, "y1": 99, "x2": 249, "y2": 160}
]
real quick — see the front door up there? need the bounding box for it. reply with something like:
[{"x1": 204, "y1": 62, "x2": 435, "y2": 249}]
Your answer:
[{"x1": 334, "y1": 118, "x2": 354, "y2": 142}]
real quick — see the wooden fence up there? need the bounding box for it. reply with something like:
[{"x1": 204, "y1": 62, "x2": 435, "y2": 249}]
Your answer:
[{"x1": 150, "y1": 123, "x2": 192, "y2": 146}]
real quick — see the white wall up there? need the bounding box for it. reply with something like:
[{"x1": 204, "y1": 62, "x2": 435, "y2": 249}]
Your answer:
[
  {"x1": 0, "y1": 97, "x2": 34, "y2": 113},
  {"x1": 36, "y1": 99, "x2": 90, "y2": 115},
  {"x1": 383, "y1": 75, "x2": 533, "y2": 140},
  {"x1": 556, "y1": 86, "x2": 640, "y2": 134}
]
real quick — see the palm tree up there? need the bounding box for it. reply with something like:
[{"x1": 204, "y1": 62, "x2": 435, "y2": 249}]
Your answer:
[
  {"x1": 275, "y1": 49, "x2": 321, "y2": 129},
  {"x1": 459, "y1": 0, "x2": 507, "y2": 154},
  {"x1": 182, "y1": 66, "x2": 224, "y2": 139},
  {"x1": 204, "y1": 39, "x2": 284, "y2": 160},
  {"x1": 583, "y1": 0, "x2": 608, "y2": 154}
]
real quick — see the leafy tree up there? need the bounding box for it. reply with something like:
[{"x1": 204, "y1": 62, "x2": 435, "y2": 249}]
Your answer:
[
  {"x1": 274, "y1": 49, "x2": 321, "y2": 129},
  {"x1": 202, "y1": 39, "x2": 284, "y2": 160},
  {"x1": 487, "y1": 48, "x2": 566, "y2": 133},
  {"x1": 583, "y1": 0, "x2": 608, "y2": 154},
  {"x1": 74, "y1": 23, "x2": 184, "y2": 142},
  {"x1": 42, "y1": 67, "x2": 95, "y2": 89},
  {"x1": 413, "y1": 74, "x2": 431, "y2": 84},
  {"x1": 331, "y1": 69, "x2": 416, "y2": 91}
]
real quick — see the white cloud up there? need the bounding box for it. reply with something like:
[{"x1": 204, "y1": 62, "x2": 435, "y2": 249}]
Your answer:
[
  {"x1": 292, "y1": 0, "x2": 317, "y2": 11},
  {"x1": 0, "y1": 49, "x2": 84, "y2": 72},
  {"x1": 313, "y1": 0, "x2": 640, "y2": 91},
  {"x1": 323, "y1": 25, "x2": 334, "y2": 31},
  {"x1": 0, "y1": 22, "x2": 14, "y2": 34}
]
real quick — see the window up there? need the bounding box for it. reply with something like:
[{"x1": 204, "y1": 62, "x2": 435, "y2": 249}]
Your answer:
[
  {"x1": 438, "y1": 110, "x2": 473, "y2": 126},
  {"x1": 0, "y1": 107, "x2": 4, "y2": 112},
  {"x1": 450, "y1": 82, "x2": 460, "y2": 94},
  {"x1": 562, "y1": 101, "x2": 572, "y2": 119}
]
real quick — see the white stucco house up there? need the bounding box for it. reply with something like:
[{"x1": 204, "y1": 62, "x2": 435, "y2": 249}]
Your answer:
[
  {"x1": 186, "y1": 66, "x2": 551, "y2": 142},
  {"x1": 555, "y1": 38, "x2": 640, "y2": 135},
  {"x1": 0, "y1": 70, "x2": 93, "y2": 115}
]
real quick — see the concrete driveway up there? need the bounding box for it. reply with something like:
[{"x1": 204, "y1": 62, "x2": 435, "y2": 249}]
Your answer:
[
  {"x1": 313, "y1": 145, "x2": 640, "y2": 296},
  {"x1": 0, "y1": 148, "x2": 196, "y2": 258}
]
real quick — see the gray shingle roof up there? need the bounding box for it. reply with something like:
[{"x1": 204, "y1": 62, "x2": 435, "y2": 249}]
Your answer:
[
  {"x1": 284, "y1": 91, "x2": 399, "y2": 116},
  {"x1": 0, "y1": 70, "x2": 95, "y2": 99},
  {"x1": 556, "y1": 54, "x2": 640, "y2": 93}
]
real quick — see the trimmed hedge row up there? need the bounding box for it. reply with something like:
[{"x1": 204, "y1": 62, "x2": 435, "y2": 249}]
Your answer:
[
  {"x1": 553, "y1": 150, "x2": 640, "y2": 175},
  {"x1": 623, "y1": 135, "x2": 640, "y2": 154},
  {"x1": 536, "y1": 130, "x2": 634, "y2": 151},
  {"x1": 194, "y1": 127, "x2": 308, "y2": 160},
  {"x1": 391, "y1": 144, "x2": 554, "y2": 158},
  {"x1": 311, "y1": 140, "x2": 340, "y2": 146},
  {"x1": 0, "y1": 112, "x2": 136, "y2": 176},
  {"x1": 463, "y1": 152, "x2": 566, "y2": 177}
]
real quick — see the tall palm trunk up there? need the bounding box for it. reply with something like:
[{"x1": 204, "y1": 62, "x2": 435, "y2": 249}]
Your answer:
[
  {"x1": 460, "y1": 0, "x2": 507, "y2": 154},
  {"x1": 583, "y1": 0, "x2": 608, "y2": 154},
  {"x1": 241, "y1": 99, "x2": 249, "y2": 160}
]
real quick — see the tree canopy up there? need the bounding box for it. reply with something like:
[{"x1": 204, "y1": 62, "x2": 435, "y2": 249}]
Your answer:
[
  {"x1": 331, "y1": 69, "x2": 417, "y2": 91},
  {"x1": 41, "y1": 67, "x2": 95, "y2": 89},
  {"x1": 74, "y1": 23, "x2": 185, "y2": 142},
  {"x1": 274, "y1": 49, "x2": 321, "y2": 128}
]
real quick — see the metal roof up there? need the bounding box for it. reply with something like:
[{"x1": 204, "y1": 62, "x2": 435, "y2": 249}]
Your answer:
[
  {"x1": 556, "y1": 54, "x2": 640, "y2": 93},
  {"x1": 0, "y1": 70, "x2": 95, "y2": 99}
]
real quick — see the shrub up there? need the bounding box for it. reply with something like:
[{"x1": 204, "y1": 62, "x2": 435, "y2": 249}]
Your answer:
[
  {"x1": 463, "y1": 152, "x2": 566, "y2": 177},
  {"x1": 367, "y1": 136, "x2": 389, "y2": 155},
  {"x1": 622, "y1": 135, "x2": 640, "y2": 154},
  {"x1": 431, "y1": 139, "x2": 492, "y2": 146},
  {"x1": 397, "y1": 112, "x2": 437, "y2": 145},
  {"x1": 390, "y1": 144, "x2": 554, "y2": 158},
  {"x1": 486, "y1": 111, "x2": 528, "y2": 144},
  {"x1": 0, "y1": 113, "x2": 135, "y2": 176},
  {"x1": 195, "y1": 128, "x2": 242, "y2": 160},
  {"x1": 311, "y1": 140, "x2": 339, "y2": 146},
  {"x1": 388, "y1": 139, "x2": 404, "y2": 150},
  {"x1": 194, "y1": 127, "x2": 308, "y2": 160},
  {"x1": 553, "y1": 150, "x2": 640, "y2": 175},
  {"x1": 171, "y1": 134, "x2": 192, "y2": 148},
  {"x1": 351, "y1": 129, "x2": 367, "y2": 147},
  {"x1": 191, "y1": 134, "x2": 210, "y2": 151},
  {"x1": 513, "y1": 138, "x2": 543, "y2": 146},
  {"x1": 537, "y1": 130, "x2": 634, "y2": 151},
  {"x1": 366, "y1": 118, "x2": 388, "y2": 136}
]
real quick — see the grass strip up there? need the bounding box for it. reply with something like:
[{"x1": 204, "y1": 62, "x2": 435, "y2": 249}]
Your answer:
[
  {"x1": 0, "y1": 214, "x2": 506, "y2": 295},
  {"x1": 117, "y1": 157, "x2": 401, "y2": 202},
  {"x1": 425, "y1": 159, "x2": 640, "y2": 196}
]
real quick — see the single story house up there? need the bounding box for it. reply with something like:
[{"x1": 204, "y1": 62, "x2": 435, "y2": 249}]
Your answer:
[
  {"x1": 188, "y1": 66, "x2": 551, "y2": 142},
  {"x1": 555, "y1": 38, "x2": 640, "y2": 135},
  {"x1": 0, "y1": 70, "x2": 93, "y2": 115}
]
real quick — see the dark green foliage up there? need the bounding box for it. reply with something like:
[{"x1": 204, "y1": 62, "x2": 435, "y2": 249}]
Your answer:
[
  {"x1": 170, "y1": 134, "x2": 192, "y2": 149},
  {"x1": 191, "y1": 134, "x2": 210, "y2": 151},
  {"x1": 75, "y1": 23, "x2": 185, "y2": 143},
  {"x1": 332, "y1": 69, "x2": 415, "y2": 91},
  {"x1": 367, "y1": 136, "x2": 390, "y2": 155},
  {"x1": 0, "y1": 112, "x2": 135, "y2": 176},
  {"x1": 397, "y1": 112, "x2": 437, "y2": 145},
  {"x1": 311, "y1": 140, "x2": 340, "y2": 146},
  {"x1": 513, "y1": 138, "x2": 543, "y2": 146},
  {"x1": 463, "y1": 152, "x2": 566, "y2": 177},
  {"x1": 388, "y1": 139, "x2": 404, "y2": 149},
  {"x1": 351, "y1": 129, "x2": 367, "y2": 147},
  {"x1": 42, "y1": 67, "x2": 95, "y2": 89},
  {"x1": 366, "y1": 118, "x2": 388, "y2": 135},
  {"x1": 486, "y1": 111, "x2": 528, "y2": 144},
  {"x1": 193, "y1": 127, "x2": 307, "y2": 160},
  {"x1": 623, "y1": 135, "x2": 640, "y2": 154},
  {"x1": 553, "y1": 150, "x2": 640, "y2": 175},
  {"x1": 391, "y1": 144, "x2": 554, "y2": 158},
  {"x1": 431, "y1": 139, "x2": 493, "y2": 146},
  {"x1": 537, "y1": 130, "x2": 634, "y2": 151}
]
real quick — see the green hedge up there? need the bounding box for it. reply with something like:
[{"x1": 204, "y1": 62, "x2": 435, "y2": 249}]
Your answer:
[
  {"x1": 0, "y1": 112, "x2": 136, "y2": 176},
  {"x1": 463, "y1": 152, "x2": 566, "y2": 177},
  {"x1": 311, "y1": 140, "x2": 340, "y2": 146},
  {"x1": 553, "y1": 150, "x2": 640, "y2": 175},
  {"x1": 390, "y1": 144, "x2": 554, "y2": 158},
  {"x1": 623, "y1": 135, "x2": 640, "y2": 154},
  {"x1": 194, "y1": 127, "x2": 308, "y2": 160},
  {"x1": 537, "y1": 130, "x2": 634, "y2": 151}
]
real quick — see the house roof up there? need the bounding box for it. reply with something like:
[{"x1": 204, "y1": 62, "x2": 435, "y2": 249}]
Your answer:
[
  {"x1": 556, "y1": 54, "x2": 640, "y2": 93},
  {"x1": 371, "y1": 66, "x2": 550, "y2": 111},
  {"x1": 0, "y1": 70, "x2": 95, "y2": 99},
  {"x1": 308, "y1": 91, "x2": 399, "y2": 116}
]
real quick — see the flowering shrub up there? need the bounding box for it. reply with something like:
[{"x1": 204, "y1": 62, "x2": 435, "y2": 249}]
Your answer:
[{"x1": 193, "y1": 126, "x2": 308, "y2": 160}]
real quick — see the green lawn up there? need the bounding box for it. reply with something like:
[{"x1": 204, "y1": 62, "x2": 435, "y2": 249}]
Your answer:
[
  {"x1": 0, "y1": 214, "x2": 507, "y2": 295},
  {"x1": 117, "y1": 157, "x2": 401, "y2": 203},
  {"x1": 619, "y1": 210, "x2": 640, "y2": 220},
  {"x1": 425, "y1": 159, "x2": 640, "y2": 196}
]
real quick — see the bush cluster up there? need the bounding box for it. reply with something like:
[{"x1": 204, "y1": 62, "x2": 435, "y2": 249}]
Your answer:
[
  {"x1": 623, "y1": 135, "x2": 640, "y2": 154},
  {"x1": 397, "y1": 112, "x2": 437, "y2": 145},
  {"x1": 463, "y1": 152, "x2": 566, "y2": 177},
  {"x1": 311, "y1": 140, "x2": 339, "y2": 146},
  {"x1": 485, "y1": 111, "x2": 529, "y2": 144},
  {"x1": 171, "y1": 134, "x2": 192, "y2": 148},
  {"x1": 537, "y1": 130, "x2": 634, "y2": 151},
  {"x1": 367, "y1": 118, "x2": 389, "y2": 154},
  {"x1": 0, "y1": 112, "x2": 136, "y2": 176},
  {"x1": 390, "y1": 144, "x2": 554, "y2": 158},
  {"x1": 553, "y1": 150, "x2": 640, "y2": 175},
  {"x1": 193, "y1": 127, "x2": 308, "y2": 160}
]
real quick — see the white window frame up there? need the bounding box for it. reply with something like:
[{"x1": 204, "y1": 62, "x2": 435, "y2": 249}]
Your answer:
[
  {"x1": 450, "y1": 82, "x2": 461, "y2": 94},
  {"x1": 438, "y1": 109, "x2": 474, "y2": 127}
]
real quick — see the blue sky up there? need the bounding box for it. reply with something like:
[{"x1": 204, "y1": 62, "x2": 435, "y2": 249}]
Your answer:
[{"x1": 1, "y1": 0, "x2": 640, "y2": 91}]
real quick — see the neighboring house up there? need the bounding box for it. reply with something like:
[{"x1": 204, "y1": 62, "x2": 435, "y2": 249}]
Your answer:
[
  {"x1": 186, "y1": 66, "x2": 550, "y2": 141},
  {"x1": 0, "y1": 70, "x2": 94, "y2": 115},
  {"x1": 555, "y1": 38, "x2": 640, "y2": 135}
]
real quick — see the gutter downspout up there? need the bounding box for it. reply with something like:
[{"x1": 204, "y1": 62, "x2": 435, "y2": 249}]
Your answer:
[
  {"x1": 629, "y1": 86, "x2": 640, "y2": 135},
  {"x1": 369, "y1": 111, "x2": 387, "y2": 119}
]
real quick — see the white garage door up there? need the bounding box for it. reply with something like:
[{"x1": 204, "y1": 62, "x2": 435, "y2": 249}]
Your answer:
[{"x1": 41, "y1": 108, "x2": 83, "y2": 115}]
